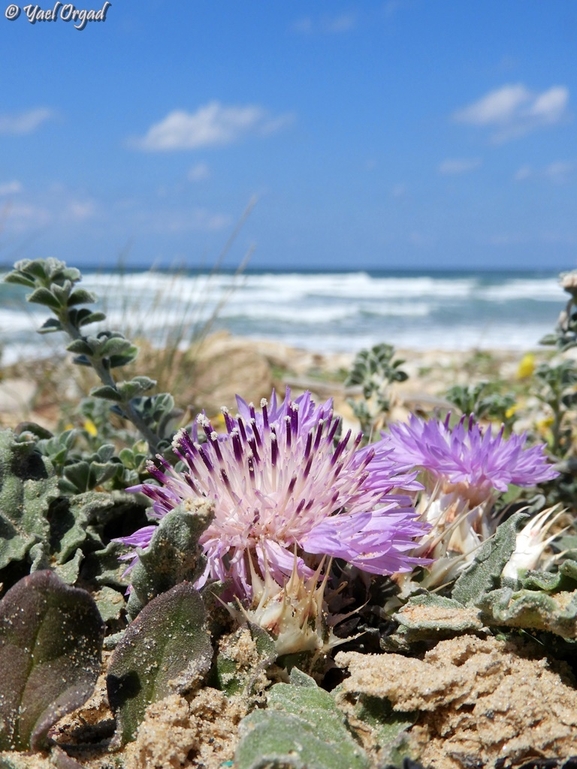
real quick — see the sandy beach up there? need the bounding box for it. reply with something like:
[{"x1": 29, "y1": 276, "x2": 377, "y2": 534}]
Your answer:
[{"x1": 0, "y1": 330, "x2": 554, "y2": 433}]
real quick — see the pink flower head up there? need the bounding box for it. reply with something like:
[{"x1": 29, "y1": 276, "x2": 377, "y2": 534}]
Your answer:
[
  {"x1": 387, "y1": 413, "x2": 558, "y2": 505},
  {"x1": 122, "y1": 389, "x2": 428, "y2": 598}
]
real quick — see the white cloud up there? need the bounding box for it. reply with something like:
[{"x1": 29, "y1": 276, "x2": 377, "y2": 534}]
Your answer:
[
  {"x1": 3, "y1": 202, "x2": 51, "y2": 232},
  {"x1": 391, "y1": 183, "x2": 407, "y2": 197},
  {"x1": 529, "y1": 87, "x2": 568, "y2": 123},
  {"x1": 0, "y1": 108, "x2": 54, "y2": 135},
  {"x1": 292, "y1": 12, "x2": 356, "y2": 35},
  {"x1": 65, "y1": 200, "x2": 96, "y2": 221},
  {"x1": 514, "y1": 161, "x2": 575, "y2": 183},
  {"x1": 544, "y1": 161, "x2": 576, "y2": 183},
  {"x1": 438, "y1": 158, "x2": 481, "y2": 175},
  {"x1": 0, "y1": 180, "x2": 23, "y2": 195},
  {"x1": 540, "y1": 231, "x2": 577, "y2": 246},
  {"x1": 188, "y1": 162, "x2": 211, "y2": 181},
  {"x1": 134, "y1": 101, "x2": 293, "y2": 151},
  {"x1": 324, "y1": 13, "x2": 356, "y2": 33},
  {"x1": 0, "y1": 183, "x2": 99, "y2": 236},
  {"x1": 453, "y1": 84, "x2": 569, "y2": 142},
  {"x1": 514, "y1": 165, "x2": 532, "y2": 181},
  {"x1": 455, "y1": 84, "x2": 529, "y2": 125},
  {"x1": 292, "y1": 16, "x2": 313, "y2": 34}
]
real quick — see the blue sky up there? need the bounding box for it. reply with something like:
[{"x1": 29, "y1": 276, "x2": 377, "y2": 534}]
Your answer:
[{"x1": 1, "y1": 0, "x2": 576, "y2": 271}]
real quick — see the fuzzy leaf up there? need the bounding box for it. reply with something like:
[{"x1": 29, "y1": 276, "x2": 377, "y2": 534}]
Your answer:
[
  {"x1": 98, "y1": 337, "x2": 133, "y2": 358},
  {"x1": 353, "y1": 694, "x2": 415, "y2": 765},
  {"x1": 392, "y1": 594, "x2": 484, "y2": 644},
  {"x1": 69, "y1": 308, "x2": 106, "y2": 328},
  {"x1": 66, "y1": 339, "x2": 94, "y2": 356},
  {"x1": 90, "y1": 385, "x2": 123, "y2": 403},
  {"x1": 236, "y1": 673, "x2": 369, "y2": 769},
  {"x1": 452, "y1": 512, "x2": 528, "y2": 607},
  {"x1": 518, "y1": 565, "x2": 577, "y2": 593},
  {"x1": 93, "y1": 586, "x2": 126, "y2": 624},
  {"x1": 116, "y1": 377, "x2": 156, "y2": 400},
  {"x1": 26, "y1": 287, "x2": 61, "y2": 311},
  {"x1": 53, "y1": 548, "x2": 84, "y2": 585},
  {"x1": 107, "y1": 581, "x2": 212, "y2": 745},
  {"x1": 38, "y1": 317, "x2": 63, "y2": 334},
  {"x1": 50, "y1": 490, "x2": 138, "y2": 565},
  {"x1": 84, "y1": 539, "x2": 132, "y2": 591},
  {"x1": 108, "y1": 352, "x2": 138, "y2": 368},
  {"x1": 66, "y1": 288, "x2": 97, "y2": 307},
  {"x1": 71, "y1": 354, "x2": 92, "y2": 367},
  {"x1": 0, "y1": 430, "x2": 59, "y2": 571},
  {"x1": 127, "y1": 499, "x2": 214, "y2": 618},
  {"x1": 3, "y1": 271, "x2": 36, "y2": 288},
  {"x1": 0, "y1": 571, "x2": 103, "y2": 751},
  {"x1": 480, "y1": 586, "x2": 577, "y2": 638}
]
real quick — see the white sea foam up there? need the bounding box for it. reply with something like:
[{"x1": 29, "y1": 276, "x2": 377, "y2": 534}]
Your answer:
[
  {"x1": 0, "y1": 269, "x2": 565, "y2": 360},
  {"x1": 477, "y1": 279, "x2": 564, "y2": 302}
]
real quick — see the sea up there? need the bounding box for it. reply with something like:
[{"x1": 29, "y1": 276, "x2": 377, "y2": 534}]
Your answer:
[{"x1": 0, "y1": 268, "x2": 569, "y2": 365}]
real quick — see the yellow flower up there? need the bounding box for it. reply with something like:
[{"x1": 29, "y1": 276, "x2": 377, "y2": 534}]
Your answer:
[
  {"x1": 83, "y1": 418, "x2": 98, "y2": 437},
  {"x1": 536, "y1": 415, "x2": 554, "y2": 437},
  {"x1": 505, "y1": 404, "x2": 518, "y2": 419},
  {"x1": 517, "y1": 353, "x2": 535, "y2": 379}
]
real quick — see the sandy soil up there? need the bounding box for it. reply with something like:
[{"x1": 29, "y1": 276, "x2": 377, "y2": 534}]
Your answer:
[{"x1": 337, "y1": 634, "x2": 577, "y2": 768}]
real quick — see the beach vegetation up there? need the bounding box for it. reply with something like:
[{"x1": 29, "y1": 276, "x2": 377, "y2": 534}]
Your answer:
[{"x1": 0, "y1": 258, "x2": 577, "y2": 767}]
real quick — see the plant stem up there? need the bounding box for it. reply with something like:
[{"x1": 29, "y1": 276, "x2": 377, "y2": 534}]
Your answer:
[{"x1": 59, "y1": 313, "x2": 162, "y2": 453}]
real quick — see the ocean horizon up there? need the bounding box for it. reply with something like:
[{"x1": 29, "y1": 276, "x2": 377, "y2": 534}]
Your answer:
[{"x1": 0, "y1": 267, "x2": 568, "y2": 365}]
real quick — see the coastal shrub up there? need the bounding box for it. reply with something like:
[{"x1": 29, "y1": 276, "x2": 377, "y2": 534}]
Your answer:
[{"x1": 345, "y1": 342, "x2": 408, "y2": 437}]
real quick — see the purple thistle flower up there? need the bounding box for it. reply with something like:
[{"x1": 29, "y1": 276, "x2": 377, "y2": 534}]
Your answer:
[
  {"x1": 387, "y1": 413, "x2": 558, "y2": 506},
  {"x1": 123, "y1": 389, "x2": 428, "y2": 599}
]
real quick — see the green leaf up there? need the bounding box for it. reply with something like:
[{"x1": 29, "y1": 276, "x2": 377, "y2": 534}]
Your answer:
[
  {"x1": 53, "y1": 548, "x2": 84, "y2": 585},
  {"x1": 27, "y1": 287, "x2": 62, "y2": 311},
  {"x1": 90, "y1": 385, "x2": 123, "y2": 403},
  {"x1": 93, "y1": 586, "x2": 126, "y2": 624},
  {"x1": 60, "y1": 266, "x2": 82, "y2": 283},
  {"x1": 392, "y1": 594, "x2": 484, "y2": 644},
  {"x1": 108, "y1": 351, "x2": 138, "y2": 368},
  {"x1": 3, "y1": 271, "x2": 36, "y2": 288},
  {"x1": 99, "y1": 336, "x2": 133, "y2": 357},
  {"x1": 37, "y1": 317, "x2": 63, "y2": 334},
  {"x1": 48, "y1": 491, "x2": 113, "y2": 564},
  {"x1": 0, "y1": 571, "x2": 103, "y2": 751},
  {"x1": 353, "y1": 695, "x2": 415, "y2": 766},
  {"x1": 71, "y1": 354, "x2": 92, "y2": 367},
  {"x1": 67, "y1": 288, "x2": 97, "y2": 307},
  {"x1": 452, "y1": 512, "x2": 528, "y2": 607},
  {"x1": 69, "y1": 308, "x2": 106, "y2": 328},
  {"x1": 116, "y1": 377, "x2": 156, "y2": 400},
  {"x1": 66, "y1": 339, "x2": 95, "y2": 356},
  {"x1": 236, "y1": 674, "x2": 369, "y2": 769},
  {"x1": 0, "y1": 430, "x2": 59, "y2": 570},
  {"x1": 127, "y1": 499, "x2": 214, "y2": 618},
  {"x1": 481, "y1": 586, "x2": 577, "y2": 638},
  {"x1": 51, "y1": 283, "x2": 72, "y2": 306},
  {"x1": 107, "y1": 582, "x2": 213, "y2": 745},
  {"x1": 15, "y1": 258, "x2": 52, "y2": 281}
]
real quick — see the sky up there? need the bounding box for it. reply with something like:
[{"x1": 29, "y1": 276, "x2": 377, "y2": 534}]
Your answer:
[{"x1": 0, "y1": 1, "x2": 576, "y2": 272}]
